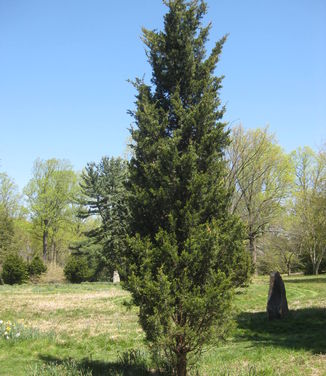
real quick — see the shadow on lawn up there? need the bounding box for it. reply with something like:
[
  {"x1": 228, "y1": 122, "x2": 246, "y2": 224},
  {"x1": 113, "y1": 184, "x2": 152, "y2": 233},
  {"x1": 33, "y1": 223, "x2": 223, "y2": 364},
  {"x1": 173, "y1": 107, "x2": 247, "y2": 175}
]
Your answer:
[
  {"x1": 236, "y1": 307, "x2": 326, "y2": 354},
  {"x1": 38, "y1": 353, "x2": 160, "y2": 376}
]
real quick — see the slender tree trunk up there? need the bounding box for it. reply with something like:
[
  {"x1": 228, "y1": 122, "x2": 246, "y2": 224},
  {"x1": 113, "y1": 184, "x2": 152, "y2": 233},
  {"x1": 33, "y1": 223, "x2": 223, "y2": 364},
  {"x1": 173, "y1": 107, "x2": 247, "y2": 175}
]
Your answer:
[
  {"x1": 311, "y1": 245, "x2": 320, "y2": 275},
  {"x1": 176, "y1": 352, "x2": 187, "y2": 376},
  {"x1": 249, "y1": 235, "x2": 257, "y2": 274},
  {"x1": 43, "y1": 220, "x2": 48, "y2": 262},
  {"x1": 287, "y1": 255, "x2": 292, "y2": 276},
  {"x1": 313, "y1": 258, "x2": 321, "y2": 275},
  {"x1": 315, "y1": 248, "x2": 326, "y2": 276},
  {"x1": 51, "y1": 242, "x2": 56, "y2": 265},
  {"x1": 54, "y1": 242, "x2": 57, "y2": 266}
]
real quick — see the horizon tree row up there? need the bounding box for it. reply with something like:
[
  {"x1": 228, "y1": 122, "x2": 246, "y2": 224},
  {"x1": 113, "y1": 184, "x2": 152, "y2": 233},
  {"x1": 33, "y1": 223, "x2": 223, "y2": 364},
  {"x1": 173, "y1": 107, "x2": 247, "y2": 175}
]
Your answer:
[{"x1": 0, "y1": 135, "x2": 325, "y2": 277}]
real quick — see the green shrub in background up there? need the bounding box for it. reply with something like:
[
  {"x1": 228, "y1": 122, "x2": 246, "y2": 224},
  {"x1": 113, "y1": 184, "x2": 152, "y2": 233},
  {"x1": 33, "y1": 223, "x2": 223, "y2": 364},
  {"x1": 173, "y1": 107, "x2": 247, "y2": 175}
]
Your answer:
[
  {"x1": 28, "y1": 255, "x2": 47, "y2": 278},
  {"x1": 1, "y1": 253, "x2": 28, "y2": 285},
  {"x1": 64, "y1": 255, "x2": 91, "y2": 283}
]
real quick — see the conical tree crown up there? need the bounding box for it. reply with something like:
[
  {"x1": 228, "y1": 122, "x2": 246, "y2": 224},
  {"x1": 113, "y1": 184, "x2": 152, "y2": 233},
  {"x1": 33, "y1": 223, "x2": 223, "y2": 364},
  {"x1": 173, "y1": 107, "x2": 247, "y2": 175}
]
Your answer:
[{"x1": 130, "y1": 0, "x2": 231, "y2": 242}]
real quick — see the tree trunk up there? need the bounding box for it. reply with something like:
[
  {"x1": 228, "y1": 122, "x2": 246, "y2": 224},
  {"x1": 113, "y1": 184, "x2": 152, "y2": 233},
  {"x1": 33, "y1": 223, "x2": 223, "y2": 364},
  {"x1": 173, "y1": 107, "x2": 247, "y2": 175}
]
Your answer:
[
  {"x1": 54, "y1": 242, "x2": 57, "y2": 266},
  {"x1": 249, "y1": 236, "x2": 257, "y2": 274},
  {"x1": 43, "y1": 220, "x2": 48, "y2": 262},
  {"x1": 314, "y1": 248, "x2": 326, "y2": 276},
  {"x1": 311, "y1": 245, "x2": 319, "y2": 275},
  {"x1": 51, "y1": 242, "x2": 56, "y2": 265},
  {"x1": 313, "y1": 262, "x2": 319, "y2": 275},
  {"x1": 176, "y1": 352, "x2": 187, "y2": 376}
]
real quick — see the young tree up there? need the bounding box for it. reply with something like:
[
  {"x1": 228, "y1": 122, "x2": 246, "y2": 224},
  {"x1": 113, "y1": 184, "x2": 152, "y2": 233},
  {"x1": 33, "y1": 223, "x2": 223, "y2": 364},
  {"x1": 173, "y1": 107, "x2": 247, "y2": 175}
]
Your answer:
[
  {"x1": 226, "y1": 125, "x2": 294, "y2": 271},
  {"x1": 24, "y1": 158, "x2": 79, "y2": 263},
  {"x1": 125, "y1": 1, "x2": 251, "y2": 374},
  {"x1": 78, "y1": 156, "x2": 129, "y2": 279}
]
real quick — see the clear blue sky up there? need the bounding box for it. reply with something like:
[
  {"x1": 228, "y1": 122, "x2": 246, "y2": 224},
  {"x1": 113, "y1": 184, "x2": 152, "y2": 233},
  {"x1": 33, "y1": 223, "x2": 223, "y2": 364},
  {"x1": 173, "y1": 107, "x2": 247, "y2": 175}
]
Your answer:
[{"x1": 0, "y1": 0, "x2": 325, "y2": 191}]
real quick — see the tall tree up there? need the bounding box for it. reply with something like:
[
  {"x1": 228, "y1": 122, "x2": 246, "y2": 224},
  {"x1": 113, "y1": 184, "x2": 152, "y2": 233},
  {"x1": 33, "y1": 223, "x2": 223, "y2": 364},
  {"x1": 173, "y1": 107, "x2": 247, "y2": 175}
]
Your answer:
[
  {"x1": 78, "y1": 156, "x2": 129, "y2": 278},
  {"x1": 226, "y1": 125, "x2": 293, "y2": 271},
  {"x1": 24, "y1": 158, "x2": 78, "y2": 263},
  {"x1": 292, "y1": 147, "x2": 326, "y2": 275},
  {"x1": 125, "y1": 1, "x2": 251, "y2": 374}
]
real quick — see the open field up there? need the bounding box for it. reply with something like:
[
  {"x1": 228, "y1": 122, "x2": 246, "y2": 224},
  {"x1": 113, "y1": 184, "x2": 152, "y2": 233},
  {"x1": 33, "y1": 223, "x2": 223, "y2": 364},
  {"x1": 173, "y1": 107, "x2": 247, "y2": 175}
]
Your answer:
[{"x1": 0, "y1": 275, "x2": 325, "y2": 375}]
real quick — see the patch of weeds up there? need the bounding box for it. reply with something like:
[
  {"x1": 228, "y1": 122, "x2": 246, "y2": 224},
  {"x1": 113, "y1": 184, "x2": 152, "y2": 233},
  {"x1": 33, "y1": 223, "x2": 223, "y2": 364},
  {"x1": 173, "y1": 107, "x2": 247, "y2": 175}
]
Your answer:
[
  {"x1": 0, "y1": 319, "x2": 56, "y2": 342},
  {"x1": 28, "y1": 359, "x2": 92, "y2": 376},
  {"x1": 218, "y1": 365, "x2": 278, "y2": 376},
  {"x1": 118, "y1": 348, "x2": 149, "y2": 369},
  {"x1": 122, "y1": 299, "x2": 134, "y2": 310},
  {"x1": 0, "y1": 319, "x2": 36, "y2": 341}
]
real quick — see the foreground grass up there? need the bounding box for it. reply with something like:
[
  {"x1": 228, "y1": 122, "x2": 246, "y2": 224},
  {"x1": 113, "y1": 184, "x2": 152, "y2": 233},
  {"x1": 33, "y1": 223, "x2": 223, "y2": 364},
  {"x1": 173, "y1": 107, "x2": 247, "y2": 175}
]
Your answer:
[{"x1": 0, "y1": 275, "x2": 325, "y2": 375}]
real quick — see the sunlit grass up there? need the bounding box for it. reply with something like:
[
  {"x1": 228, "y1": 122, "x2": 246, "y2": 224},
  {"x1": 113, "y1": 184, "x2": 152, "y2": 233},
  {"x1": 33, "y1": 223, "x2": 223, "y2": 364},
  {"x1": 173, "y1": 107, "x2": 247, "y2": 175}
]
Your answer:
[{"x1": 0, "y1": 275, "x2": 325, "y2": 375}]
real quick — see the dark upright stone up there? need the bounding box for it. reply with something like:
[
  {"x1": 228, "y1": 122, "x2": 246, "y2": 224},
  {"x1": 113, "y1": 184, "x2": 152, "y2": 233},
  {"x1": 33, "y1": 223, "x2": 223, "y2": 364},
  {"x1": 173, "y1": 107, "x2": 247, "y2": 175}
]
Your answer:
[{"x1": 267, "y1": 271, "x2": 289, "y2": 320}]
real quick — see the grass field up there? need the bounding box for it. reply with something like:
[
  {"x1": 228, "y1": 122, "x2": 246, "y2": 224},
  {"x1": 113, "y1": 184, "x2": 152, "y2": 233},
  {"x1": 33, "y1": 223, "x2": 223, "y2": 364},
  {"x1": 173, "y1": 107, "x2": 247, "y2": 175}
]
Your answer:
[{"x1": 0, "y1": 275, "x2": 325, "y2": 375}]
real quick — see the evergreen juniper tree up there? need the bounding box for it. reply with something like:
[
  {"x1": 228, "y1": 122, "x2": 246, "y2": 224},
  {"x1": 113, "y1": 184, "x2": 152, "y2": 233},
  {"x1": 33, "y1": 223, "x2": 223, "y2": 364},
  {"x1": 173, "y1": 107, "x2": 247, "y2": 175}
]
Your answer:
[{"x1": 125, "y1": 1, "x2": 251, "y2": 374}]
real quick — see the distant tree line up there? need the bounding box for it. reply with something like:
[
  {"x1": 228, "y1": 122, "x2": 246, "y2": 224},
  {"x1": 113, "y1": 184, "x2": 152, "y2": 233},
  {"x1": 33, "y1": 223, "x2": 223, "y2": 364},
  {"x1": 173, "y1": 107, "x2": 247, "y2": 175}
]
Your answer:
[{"x1": 0, "y1": 134, "x2": 325, "y2": 281}]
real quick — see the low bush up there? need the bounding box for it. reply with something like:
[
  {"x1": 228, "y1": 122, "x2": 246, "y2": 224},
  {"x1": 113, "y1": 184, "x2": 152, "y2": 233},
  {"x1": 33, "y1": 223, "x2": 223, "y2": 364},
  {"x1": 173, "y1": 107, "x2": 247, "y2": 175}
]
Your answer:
[
  {"x1": 28, "y1": 255, "x2": 47, "y2": 278},
  {"x1": 64, "y1": 255, "x2": 91, "y2": 283},
  {"x1": 1, "y1": 253, "x2": 28, "y2": 285}
]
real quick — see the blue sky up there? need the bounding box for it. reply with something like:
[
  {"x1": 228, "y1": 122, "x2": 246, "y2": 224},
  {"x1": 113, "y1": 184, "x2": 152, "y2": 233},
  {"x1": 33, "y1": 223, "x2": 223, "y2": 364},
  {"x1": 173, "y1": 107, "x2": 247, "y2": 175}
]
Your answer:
[{"x1": 0, "y1": 0, "x2": 325, "y2": 191}]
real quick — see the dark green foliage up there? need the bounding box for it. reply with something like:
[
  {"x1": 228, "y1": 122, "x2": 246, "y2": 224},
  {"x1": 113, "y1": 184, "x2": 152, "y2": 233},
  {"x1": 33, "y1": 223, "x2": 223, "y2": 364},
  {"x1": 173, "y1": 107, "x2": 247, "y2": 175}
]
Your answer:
[
  {"x1": 28, "y1": 255, "x2": 47, "y2": 277},
  {"x1": 64, "y1": 255, "x2": 91, "y2": 283},
  {"x1": 69, "y1": 240, "x2": 106, "y2": 281},
  {"x1": 78, "y1": 157, "x2": 129, "y2": 279},
  {"x1": 125, "y1": 1, "x2": 251, "y2": 374},
  {"x1": 2, "y1": 253, "x2": 28, "y2": 285}
]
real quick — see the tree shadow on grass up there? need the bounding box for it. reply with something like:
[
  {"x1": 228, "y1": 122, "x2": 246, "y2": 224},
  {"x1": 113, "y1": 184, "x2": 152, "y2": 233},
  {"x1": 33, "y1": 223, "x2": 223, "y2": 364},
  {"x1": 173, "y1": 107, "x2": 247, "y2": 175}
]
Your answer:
[
  {"x1": 38, "y1": 353, "x2": 156, "y2": 376},
  {"x1": 236, "y1": 307, "x2": 326, "y2": 354}
]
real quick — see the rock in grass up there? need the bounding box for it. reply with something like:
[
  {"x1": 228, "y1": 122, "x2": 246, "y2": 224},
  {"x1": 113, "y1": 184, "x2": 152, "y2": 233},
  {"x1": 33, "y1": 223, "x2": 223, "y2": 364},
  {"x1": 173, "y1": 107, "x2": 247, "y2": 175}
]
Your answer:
[
  {"x1": 113, "y1": 270, "x2": 120, "y2": 284},
  {"x1": 267, "y1": 271, "x2": 289, "y2": 320}
]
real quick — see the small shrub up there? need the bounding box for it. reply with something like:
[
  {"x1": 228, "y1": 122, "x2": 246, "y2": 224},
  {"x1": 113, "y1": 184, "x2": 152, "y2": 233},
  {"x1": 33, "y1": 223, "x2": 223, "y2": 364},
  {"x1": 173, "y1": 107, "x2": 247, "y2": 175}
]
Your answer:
[
  {"x1": 2, "y1": 253, "x2": 28, "y2": 285},
  {"x1": 64, "y1": 256, "x2": 90, "y2": 283},
  {"x1": 28, "y1": 256, "x2": 47, "y2": 278}
]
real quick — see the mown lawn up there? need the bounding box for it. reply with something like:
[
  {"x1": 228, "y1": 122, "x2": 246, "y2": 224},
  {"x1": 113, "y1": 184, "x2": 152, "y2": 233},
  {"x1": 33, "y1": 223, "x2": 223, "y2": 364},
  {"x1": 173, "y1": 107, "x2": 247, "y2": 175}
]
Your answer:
[{"x1": 0, "y1": 275, "x2": 325, "y2": 375}]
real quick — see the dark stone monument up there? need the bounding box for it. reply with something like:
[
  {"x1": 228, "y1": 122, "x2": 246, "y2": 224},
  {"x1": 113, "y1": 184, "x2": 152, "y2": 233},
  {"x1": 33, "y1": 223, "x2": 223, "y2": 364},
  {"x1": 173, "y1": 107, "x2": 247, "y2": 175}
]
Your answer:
[{"x1": 267, "y1": 271, "x2": 289, "y2": 320}]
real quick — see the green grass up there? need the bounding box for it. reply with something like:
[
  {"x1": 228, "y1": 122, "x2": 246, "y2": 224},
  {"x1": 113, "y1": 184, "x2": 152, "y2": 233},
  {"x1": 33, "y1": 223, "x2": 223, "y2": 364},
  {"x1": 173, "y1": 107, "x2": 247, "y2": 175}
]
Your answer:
[{"x1": 0, "y1": 275, "x2": 325, "y2": 375}]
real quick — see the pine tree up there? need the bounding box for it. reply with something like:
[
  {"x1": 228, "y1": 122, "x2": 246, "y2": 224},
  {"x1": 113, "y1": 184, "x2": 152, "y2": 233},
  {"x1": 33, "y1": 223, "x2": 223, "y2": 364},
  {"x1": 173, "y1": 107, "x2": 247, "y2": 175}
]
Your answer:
[
  {"x1": 125, "y1": 1, "x2": 251, "y2": 374},
  {"x1": 78, "y1": 157, "x2": 130, "y2": 278}
]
